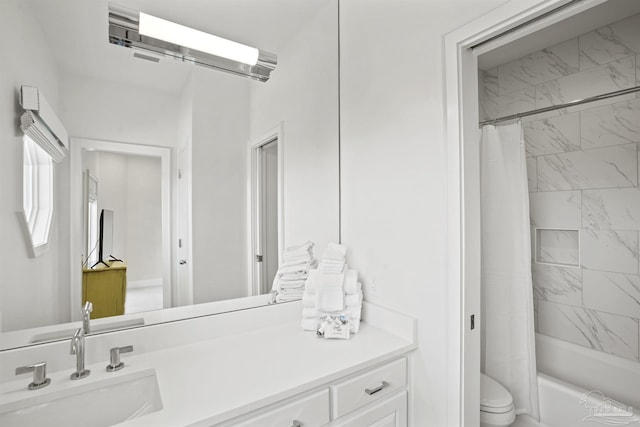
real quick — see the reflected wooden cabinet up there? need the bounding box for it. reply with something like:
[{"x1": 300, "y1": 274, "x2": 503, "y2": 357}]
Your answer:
[{"x1": 82, "y1": 261, "x2": 127, "y2": 319}]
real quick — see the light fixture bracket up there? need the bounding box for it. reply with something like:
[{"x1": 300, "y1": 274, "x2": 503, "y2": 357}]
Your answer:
[{"x1": 107, "y1": 5, "x2": 277, "y2": 82}]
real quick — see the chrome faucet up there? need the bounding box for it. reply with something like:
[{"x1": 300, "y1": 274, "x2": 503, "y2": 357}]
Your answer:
[
  {"x1": 70, "y1": 328, "x2": 90, "y2": 380},
  {"x1": 82, "y1": 301, "x2": 93, "y2": 334}
]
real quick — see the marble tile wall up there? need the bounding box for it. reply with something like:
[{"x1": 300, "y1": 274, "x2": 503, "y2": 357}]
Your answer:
[{"x1": 479, "y1": 13, "x2": 640, "y2": 362}]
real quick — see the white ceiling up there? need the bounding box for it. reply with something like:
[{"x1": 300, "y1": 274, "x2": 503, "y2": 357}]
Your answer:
[
  {"x1": 478, "y1": 0, "x2": 640, "y2": 70},
  {"x1": 25, "y1": 0, "x2": 334, "y2": 94}
]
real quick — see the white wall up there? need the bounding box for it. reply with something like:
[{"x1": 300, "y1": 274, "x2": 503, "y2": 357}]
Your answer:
[
  {"x1": 191, "y1": 68, "x2": 250, "y2": 303},
  {"x1": 94, "y1": 152, "x2": 128, "y2": 263},
  {"x1": 339, "y1": 0, "x2": 509, "y2": 424},
  {"x1": 0, "y1": 0, "x2": 65, "y2": 331},
  {"x1": 87, "y1": 152, "x2": 162, "y2": 283},
  {"x1": 60, "y1": 75, "x2": 181, "y2": 148},
  {"x1": 126, "y1": 155, "x2": 163, "y2": 283},
  {"x1": 250, "y1": 1, "x2": 340, "y2": 255}
]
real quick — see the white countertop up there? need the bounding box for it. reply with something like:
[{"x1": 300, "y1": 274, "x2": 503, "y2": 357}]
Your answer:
[{"x1": 0, "y1": 302, "x2": 416, "y2": 426}]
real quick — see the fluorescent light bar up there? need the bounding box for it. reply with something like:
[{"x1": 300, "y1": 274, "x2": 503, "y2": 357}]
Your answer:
[{"x1": 138, "y1": 12, "x2": 259, "y2": 66}]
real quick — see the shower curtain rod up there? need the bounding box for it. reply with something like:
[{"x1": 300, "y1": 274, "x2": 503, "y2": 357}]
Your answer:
[{"x1": 479, "y1": 85, "x2": 640, "y2": 127}]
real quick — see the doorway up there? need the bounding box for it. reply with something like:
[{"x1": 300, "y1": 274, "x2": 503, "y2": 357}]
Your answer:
[
  {"x1": 443, "y1": 0, "x2": 634, "y2": 425},
  {"x1": 250, "y1": 124, "x2": 284, "y2": 296},
  {"x1": 70, "y1": 138, "x2": 172, "y2": 321}
]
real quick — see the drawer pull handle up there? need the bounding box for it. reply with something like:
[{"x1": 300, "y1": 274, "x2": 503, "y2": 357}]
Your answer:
[
  {"x1": 291, "y1": 420, "x2": 302, "y2": 427},
  {"x1": 365, "y1": 381, "x2": 389, "y2": 395}
]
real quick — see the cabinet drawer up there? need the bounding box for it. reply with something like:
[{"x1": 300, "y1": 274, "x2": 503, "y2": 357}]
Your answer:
[
  {"x1": 331, "y1": 358, "x2": 406, "y2": 418},
  {"x1": 328, "y1": 391, "x2": 407, "y2": 427},
  {"x1": 226, "y1": 389, "x2": 329, "y2": 427}
]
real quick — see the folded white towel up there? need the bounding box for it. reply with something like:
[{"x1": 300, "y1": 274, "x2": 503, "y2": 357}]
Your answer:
[
  {"x1": 301, "y1": 318, "x2": 318, "y2": 331},
  {"x1": 305, "y1": 270, "x2": 319, "y2": 292},
  {"x1": 283, "y1": 253, "x2": 313, "y2": 264},
  {"x1": 350, "y1": 317, "x2": 361, "y2": 333},
  {"x1": 321, "y1": 258, "x2": 344, "y2": 266},
  {"x1": 346, "y1": 305, "x2": 361, "y2": 320},
  {"x1": 302, "y1": 291, "x2": 315, "y2": 307},
  {"x1": 322, "y1": 242, "x2": 347, "y2": 261},
  {"x1": 345, "y1": 291, "x2": 362, "y2": 307},
  {"x1": 302, "y1": 308, "x2": 320, "y2": 318},
  {"x1": 278, "y1": 280, "x2": 306, "y2": 289},
  {"x1": 279, "y1": 273, "x2": 308, "y2": 281},
  {"x1": 344, "y1": 270, "x2": 359, "y2": 294},
  {"x1": 285, "y1": 240, "x2": 314, "y2": 254},
  {"x1": 282, "y1": 258, "x2": 318, "y2": 268},
  {"x1": 316, "y1": 285, "x2": 344, "y2": 312},
  {"x1": 278, "y1": 264, "x2": 313, "y2": 275},
  {"x1": 318, "y1": 271, "x2": 345, "y2": 289},
  {"x1": 276, "y1": 292, "x2": 303, "y2": 303},
  {"x1": 318, "y1": 261, "x2": 345, "y2": 274}
]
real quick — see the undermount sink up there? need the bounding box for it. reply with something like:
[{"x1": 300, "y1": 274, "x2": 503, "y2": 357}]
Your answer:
[
  {"x1": 0, "y1": 369, "x2": 162, "y2": 426},
  {"x1": 29, "y1": 318, "x2": 145, "y2": 343}
]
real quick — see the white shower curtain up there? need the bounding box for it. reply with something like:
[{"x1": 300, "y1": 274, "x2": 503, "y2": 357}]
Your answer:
[{"x1": 481, "y1": 122, "x2": 539, "y2": 419}]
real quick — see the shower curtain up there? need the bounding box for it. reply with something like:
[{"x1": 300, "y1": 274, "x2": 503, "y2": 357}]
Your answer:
[{"x1": 480, "y1": 122, "x2": 539, "y2": 419}]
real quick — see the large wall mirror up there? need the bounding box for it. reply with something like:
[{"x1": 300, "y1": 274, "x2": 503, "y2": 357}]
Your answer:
[{"x1": 0, "y1": 0, "x2": 339, "y2": 350}]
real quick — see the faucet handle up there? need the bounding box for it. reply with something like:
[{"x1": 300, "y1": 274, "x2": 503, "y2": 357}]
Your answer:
[
  {"x1": 83, "y1": 301, "x2": 93, "y2": 313},
  {"x1": 82, "y1": 301, "x2": 93, "y2": 334},
  {"x1": 106, "y1": 345, "x2": 134, "y2": 372},
  {"x1": 15, "y1": 362, "x2": 51, "y2": 390}
]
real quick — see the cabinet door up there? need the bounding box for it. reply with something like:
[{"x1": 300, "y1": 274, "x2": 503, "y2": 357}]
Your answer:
[
  {"x1": 222, "y1": 389, "x2": 330, "y2": 427},
  {"x1": 330, "y1": 391, "x2": 407, "y2": 427},
  {"x1": 331, "y1": 358, "x2": 406, "y2": 418}
]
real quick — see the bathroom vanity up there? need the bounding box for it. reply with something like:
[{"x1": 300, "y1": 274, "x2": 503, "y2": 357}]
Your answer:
[{"x1": 0, "y1": 301, "x2": 416, "y2": 426}]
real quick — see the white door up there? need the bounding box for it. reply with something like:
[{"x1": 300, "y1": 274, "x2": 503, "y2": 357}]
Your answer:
[
  {"x1": 176, "y1": 140, "x2": 193, "y2": 306},
  {"x1": 252, "y1": 138, "x2": 280, "y2": 295}
]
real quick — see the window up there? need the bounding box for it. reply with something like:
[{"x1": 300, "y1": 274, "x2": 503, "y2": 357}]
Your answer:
[{"x1": 21, "y1": 135, "x2": 54, "y2": 257}]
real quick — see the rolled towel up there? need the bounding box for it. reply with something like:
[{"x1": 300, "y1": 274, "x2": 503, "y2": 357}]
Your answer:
[
  {"x1": 344, "y1": 270, "x2": 359, "y2": 294},
  {"x1": 302, "y1": 291, "x2": 315, "y2": 307},
  {"x1": 345, "y1": 291, "x2": 362, "y2": 307}
]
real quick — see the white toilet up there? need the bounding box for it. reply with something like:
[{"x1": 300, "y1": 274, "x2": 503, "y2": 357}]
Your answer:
[{"x1": 480, "y1": 373, "x2": 516, "y2": 427}]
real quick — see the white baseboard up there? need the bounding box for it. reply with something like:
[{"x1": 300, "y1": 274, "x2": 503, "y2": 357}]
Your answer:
[{"x1": 128, "y1": 278, "x2": 163, "y2": 289}]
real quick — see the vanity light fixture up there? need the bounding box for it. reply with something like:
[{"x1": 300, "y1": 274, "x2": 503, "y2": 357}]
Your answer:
[
  {"x1": 108, "y1": 4, "x2": 277, "y2": 82},
  {"x1": 138, "y1": 13, "x2": 259, "y2": 66}
]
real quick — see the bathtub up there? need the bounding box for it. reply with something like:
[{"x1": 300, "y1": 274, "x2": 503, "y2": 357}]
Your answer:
[{"x1": 513, "y1": 334, "x2": 640, "y2": 427}]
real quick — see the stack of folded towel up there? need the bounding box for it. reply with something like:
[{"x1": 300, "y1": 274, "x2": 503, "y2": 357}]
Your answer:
[
  {"x1": 301, "y1": 243, "x2": 364, "y2": 333},
  {"x1": 273, "y1": 241, "x2": 317, "y2": 303},
  {"x1": 318, "y1": 242, "x2": 347, "y2": 273}
]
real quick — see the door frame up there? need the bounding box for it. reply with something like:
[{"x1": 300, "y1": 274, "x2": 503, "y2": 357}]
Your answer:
[
  {"x1": 70, "y1": 138, "x2": 172, "y2": 321},
  {"x1": 176, "y1": 137, "x2": 194, "y2": 307},
  {"x1": 248, "y1": 123, "x2": 284, "y2": 296},
  {"x1": 443, "y1": 0, "x2": 607, "y2": 424}
]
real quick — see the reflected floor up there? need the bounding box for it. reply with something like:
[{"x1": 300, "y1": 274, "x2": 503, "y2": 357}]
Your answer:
[{"x1": 125, "y1": 285, "x2": 163, "y2": 314}]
